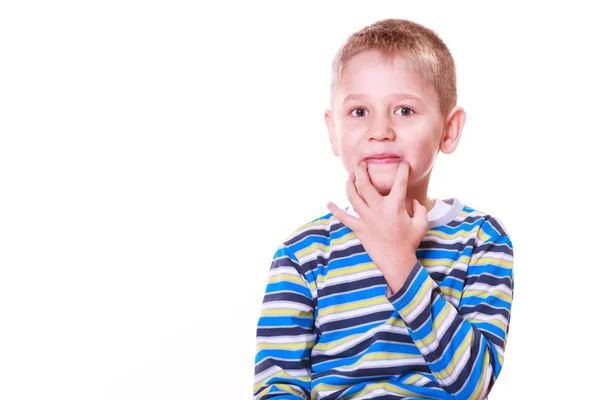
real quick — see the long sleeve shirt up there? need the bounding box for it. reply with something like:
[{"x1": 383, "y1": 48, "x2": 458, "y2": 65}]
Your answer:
[{"x1": 254, "y1": 198, "x2": 514, "y2": 400}]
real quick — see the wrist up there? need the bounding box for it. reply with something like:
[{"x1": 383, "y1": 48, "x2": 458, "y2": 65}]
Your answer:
[{"x1": 384, "y1": 254, "x2": 418, "y2": 294}]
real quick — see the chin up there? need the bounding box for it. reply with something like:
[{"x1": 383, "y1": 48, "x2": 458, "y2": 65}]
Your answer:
[{"x1": 370, "y1": 176, "x2": 394, "y2": 196}]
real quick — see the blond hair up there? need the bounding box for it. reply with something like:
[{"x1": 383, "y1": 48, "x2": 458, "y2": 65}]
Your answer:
[{"x1": 330, "y1": 18, "x2": 457, "y2": 116}]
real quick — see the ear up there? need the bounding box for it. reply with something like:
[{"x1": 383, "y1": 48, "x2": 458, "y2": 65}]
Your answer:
[
  {"x1": 324, "y1": 109, "x2": 340, "y2": 156},
  {"x1": 439, "y1": 106, "x2": 466, "y2": 154}
]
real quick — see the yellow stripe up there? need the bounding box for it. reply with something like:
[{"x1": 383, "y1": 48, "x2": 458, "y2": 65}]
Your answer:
[
  {"x1": 336, "y1": 351, "x2": 421, "y2": 371},
  {"x1": 293, "y1": 216, "x2": 335, "y2": 233},
  {"x1": 310, "y1": 382, "x2": 351, "y2": 394},
  {"x1": 401, "y1": 276, "x2": 432, "y2": 316},
  {"x1": 330, "y1": 231, "x2": 358, "y2": 245},
  {"x1": 388, "y1": 317, "x2": 406, "y2": 329},
  {"x1": 413, "y1": 303, "x2": 452, "y2": 348},
  {"x1": 477, "y1": 229, "x2": 491, "y2": 242},
  {"x1": 471, "y1": 317, "x2": 507, "y2": 331},
  {"x1": 313, "y1": 333, "x2": 361, "y2": 352},
  {"x1": 268, "y1": 273, "x2": 305, "y2": 286},
  {"x1": 317, "y1": 262, "x2": 378, "y2": 284},
  {"x1": 260, "y1": 309, "x2": 312, "y2": 318},
  {"x1": 356, "y1": 351, "x2": 418, "y2": 361},
  {"x1": 348, "y1": 382, "x2": 426, "y2": 398},
  {"x1": 319, "y1": 296, "x2": 389, "y2": 317},
  {"x1": 254, "y1": 373, "x2": 311, "y2": 393},
  {"x1": 420, "y1": 255, "x2": 470, "y2": 267},
  {"x1": 440, "y1": 286, "x2": 461, "y2": 300},
  {"x1": 463, "y1": 289, "x2": 511, "y2": 303},
  {"x1": 295, "y1": 242, "x2": 330, "y2": 259},
  {"x1": 426, "y1": 230, "x2": 480, "y2": 241},
  {"x1": 295, "y1": 231, "x2": 357, "y2": 259},
  {"x1": 469, "y1": 257, "x2": 513, "y2": 268},
  {"x1": 255, "y1": 341, "x2": 315, "y2": 352},
  {"x1": 311, "y1": 382, "x2": 414, "y2": 397},
  {"x1": 471, "y1": 350, "x2": 490, "y2": 399},
  {"x1": 402, "y1": 373, "x2": 423, "y2": 385},
  {"x1": 424, "y1": 227, "x2": 494, "y2": 245},
  {"x1": 435, "y1": 330, "x2": 473, "y2": 380}
]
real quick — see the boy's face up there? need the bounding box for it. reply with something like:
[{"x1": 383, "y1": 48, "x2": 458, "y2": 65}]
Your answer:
[{"x1": 325, "y1": 50, "x2": 447, "y2": 197}]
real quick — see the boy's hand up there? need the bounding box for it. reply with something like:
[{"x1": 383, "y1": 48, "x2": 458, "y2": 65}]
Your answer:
[{"x1": 327, "y1": 161, "x2": 428, "y2": 293}]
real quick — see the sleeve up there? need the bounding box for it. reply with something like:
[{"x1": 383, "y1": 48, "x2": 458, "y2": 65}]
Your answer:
[
  {"x1": 253, "y1": 244, "x2": 316, "y2": 400},
  {"x1": 387, "y1": 233, "x2": 514, "y2": 400}
]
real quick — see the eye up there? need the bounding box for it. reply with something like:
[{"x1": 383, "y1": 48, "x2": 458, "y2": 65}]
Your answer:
[
  {"x1": 395, "y1": 106, "x2": 414, "y2": 116},
  {"x1": 350, "y1": 107, "x2": 369, "y2": 118}
]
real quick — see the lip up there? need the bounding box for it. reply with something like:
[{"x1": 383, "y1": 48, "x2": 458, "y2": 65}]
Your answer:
[{"x1": 364, "y1": 153, "x2": 402, "y2": 164}]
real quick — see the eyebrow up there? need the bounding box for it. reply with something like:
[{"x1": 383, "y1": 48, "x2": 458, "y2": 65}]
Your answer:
[{"x1": 342, "y1": 93, "x2": 423, "y2": 104}]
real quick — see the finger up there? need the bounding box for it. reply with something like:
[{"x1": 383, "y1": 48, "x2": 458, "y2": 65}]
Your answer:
[
  {"x1": 346, "y1": 173, "x2": 369, "y2": 216},
  {"x1": 327, "y1": 201, "x2": 360, "y2": 230},
  {"x1": 389, "y1": 160, "x2": 410, "y2": 208},
  {"x1": 412, "y1": 199, "x2": 429, "y2": 236},
  {"x1": 355, "y1": 161, "x2": 380, "y2": 206}
]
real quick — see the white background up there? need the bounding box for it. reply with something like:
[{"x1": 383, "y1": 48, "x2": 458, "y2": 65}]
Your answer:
[{"x1": 1, "y1": 1, "x2": 598, "y2": 399}]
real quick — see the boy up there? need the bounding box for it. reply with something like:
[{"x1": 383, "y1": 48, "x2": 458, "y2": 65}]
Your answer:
[{"x1": 254, "y1": 18, "x2": 514, "y2": 400}]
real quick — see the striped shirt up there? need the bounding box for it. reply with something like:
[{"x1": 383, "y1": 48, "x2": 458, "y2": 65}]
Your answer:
[{"x1": 254, "y1": 198, "x2": 514, "y2": 400}]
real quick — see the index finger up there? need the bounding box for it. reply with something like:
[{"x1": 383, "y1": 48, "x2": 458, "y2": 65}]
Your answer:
[{"x1": 389, "y1": 160, "x2": 411, "y2": 207}]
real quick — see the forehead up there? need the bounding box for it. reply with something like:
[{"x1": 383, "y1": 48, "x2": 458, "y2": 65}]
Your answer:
[{"x1": 338, "y1": 50, "x2": 436, "y2": 104}]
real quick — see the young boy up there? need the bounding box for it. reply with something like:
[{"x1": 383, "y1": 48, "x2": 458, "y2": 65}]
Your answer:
[{"x1": 254, "y1": 18, "x2": 514, "y2": 400}]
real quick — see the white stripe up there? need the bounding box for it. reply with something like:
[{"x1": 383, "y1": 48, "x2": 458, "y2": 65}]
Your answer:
[
  {"x1": 471, "y1": 250, "x2": 512, "y2": 263},
  {"x1": 286, "y1": 218, "x2": 343, "y2": 241},
  {"x1": 465, "y1": 282, "x2": 512, "y2": 297},
  {"x1": 413, "y1": 306, "x2": 456, "y2": 355},
  {"x1": 254, "y1": 365, "x2": 308, "y2": 385},
  {"x1": 269, "y1": 266, "x2": 300, "y2": 277},
  {"x1": 437, "y1": 333, "x2": 474, "y2": 386},
  {"x1": 463, "y1": 313, "x2": 508, "y2": 329},
  {"x1": 422, "y1": 233, "x2": 471, "y2": 246},
  {"x1": 332, "y1": 356, "x2": 424, "y2": 372},
  {"x1": 414, "y1": 375, "x2": 432, "y2": 386},
  {"x1": 296, "y1": 235, "x2": 361, "y2": 264},
  {"x1": 261, "y1": 301, "x2": 312, "y2": 313},
  {"x1": 403, "y1": 285, "x2": 431, "y2": 323},
  {"x1": 256, "y1": 334, "x2": 316, "y2": 345},
  {"x1": 319, "y1": 268, "x2": 381, "y2": 288}
]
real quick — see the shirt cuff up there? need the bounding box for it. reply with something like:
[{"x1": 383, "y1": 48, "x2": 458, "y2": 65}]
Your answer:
[{"x1": 386, "y1": 260, "x2": 434, "y2": 322}]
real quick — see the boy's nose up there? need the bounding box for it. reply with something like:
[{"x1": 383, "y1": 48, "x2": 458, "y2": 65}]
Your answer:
[{"x1": 368, "y1": 115, "x2": 396, "y2": 141}]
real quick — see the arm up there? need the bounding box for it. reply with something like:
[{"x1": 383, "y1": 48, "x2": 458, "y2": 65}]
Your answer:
[
  {"x1": 387, "y1": 234, "x2": 514, "y2": 400},
  {"x1": 254, "y1": 244, "x2": 316, "y2": 400}
]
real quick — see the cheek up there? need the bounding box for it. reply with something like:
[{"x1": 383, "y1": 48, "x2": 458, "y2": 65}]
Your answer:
[
  {"x1": 415, "y1": 139, "x2": 437, "y2": 159},
  {"x1": 338, "y1": 135, "x2": 359, "y2": 168},
  {"x1": 407, "y1": 137, "x2": 439, "y2": 172}
]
